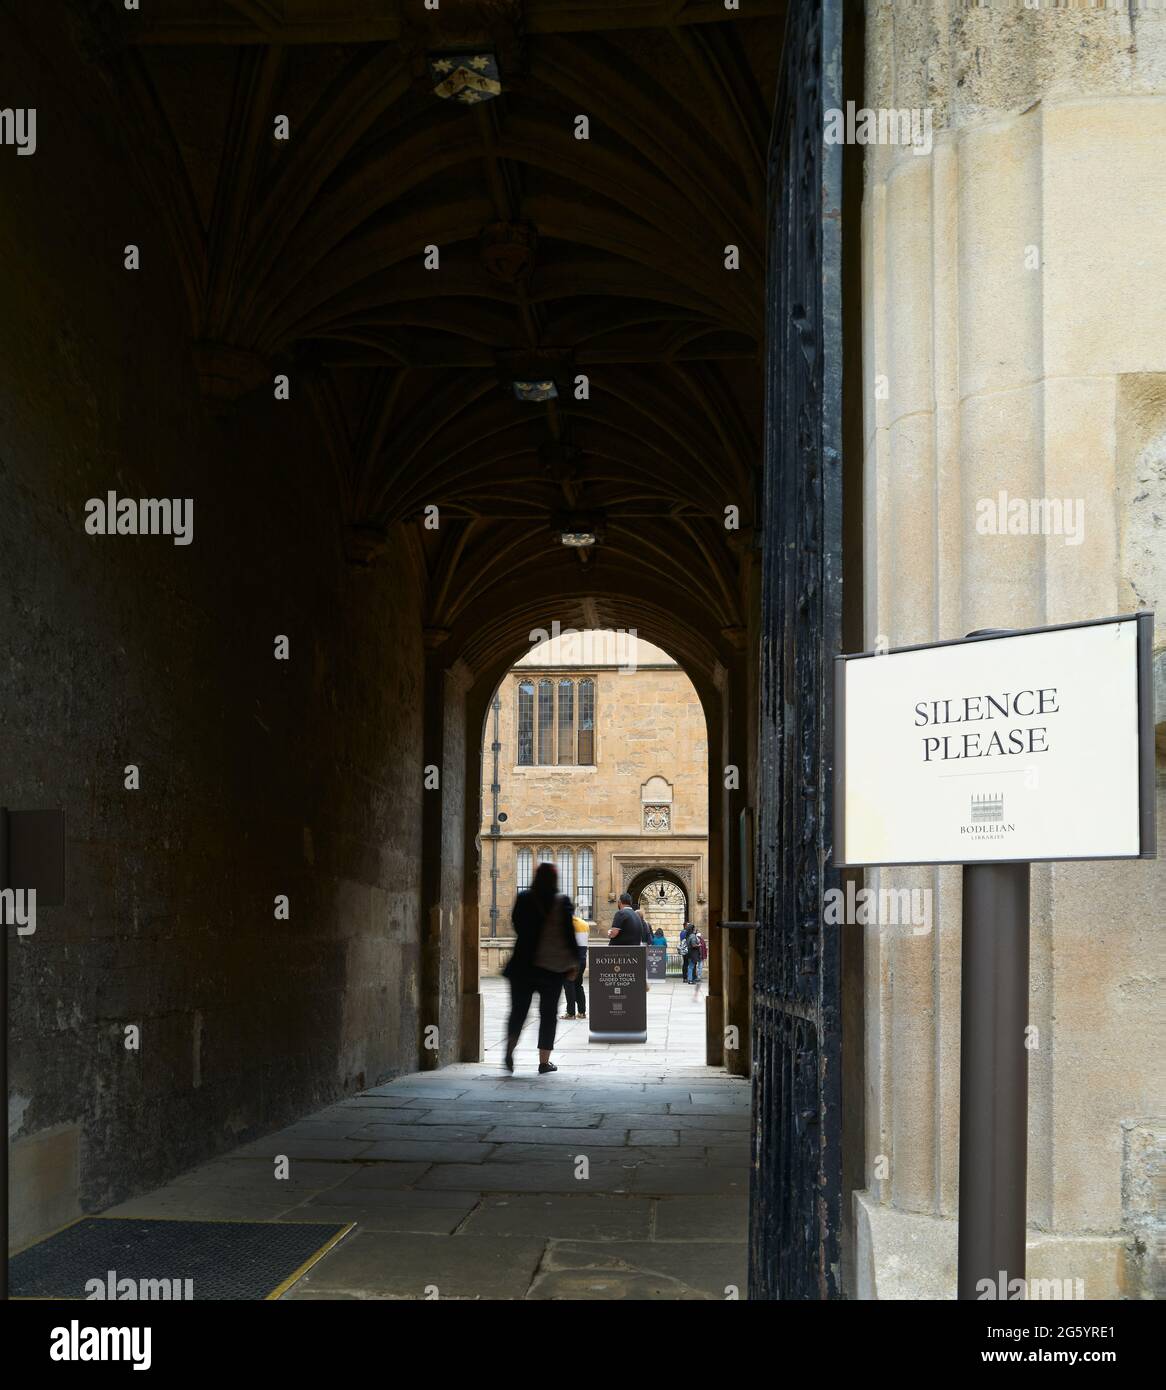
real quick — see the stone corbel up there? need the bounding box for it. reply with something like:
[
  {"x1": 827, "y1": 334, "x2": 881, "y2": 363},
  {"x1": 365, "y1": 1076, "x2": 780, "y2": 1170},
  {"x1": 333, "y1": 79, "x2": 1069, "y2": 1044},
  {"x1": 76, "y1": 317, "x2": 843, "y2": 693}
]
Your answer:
[{"x1": 343, "y1": 525, "x2": 393, "y2": 567}]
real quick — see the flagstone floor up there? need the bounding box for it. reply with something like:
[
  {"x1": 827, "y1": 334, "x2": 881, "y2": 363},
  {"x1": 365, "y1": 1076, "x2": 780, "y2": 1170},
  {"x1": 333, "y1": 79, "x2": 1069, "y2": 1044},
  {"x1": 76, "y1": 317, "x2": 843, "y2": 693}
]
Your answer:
[{"x1": 103, "y1": 976, "x2": 750, "y2": 1299}]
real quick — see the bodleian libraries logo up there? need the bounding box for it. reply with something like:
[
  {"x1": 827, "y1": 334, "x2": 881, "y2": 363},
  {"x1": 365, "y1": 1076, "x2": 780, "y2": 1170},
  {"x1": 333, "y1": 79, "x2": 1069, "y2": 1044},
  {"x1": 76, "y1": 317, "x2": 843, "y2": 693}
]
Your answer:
[
  {"x1": 824, "y1": 101, "x2": 932, "y2": 156},
  {"x1": 962, "y1": 792, "x2": 1016, "y2": 844}
]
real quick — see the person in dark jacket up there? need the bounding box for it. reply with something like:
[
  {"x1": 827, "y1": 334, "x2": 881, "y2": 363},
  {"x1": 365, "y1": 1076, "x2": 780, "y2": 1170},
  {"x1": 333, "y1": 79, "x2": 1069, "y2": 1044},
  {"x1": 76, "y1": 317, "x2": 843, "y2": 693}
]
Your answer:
[
  {"x1": 608, "y1": 892, "x2": 651, "y2": 945},
  {"x1": 504, "y1": 862, "x2": 578, "y2": 1075},
  {"x1": 686, "y1": 928, "x2": 706, "y2": 983}
]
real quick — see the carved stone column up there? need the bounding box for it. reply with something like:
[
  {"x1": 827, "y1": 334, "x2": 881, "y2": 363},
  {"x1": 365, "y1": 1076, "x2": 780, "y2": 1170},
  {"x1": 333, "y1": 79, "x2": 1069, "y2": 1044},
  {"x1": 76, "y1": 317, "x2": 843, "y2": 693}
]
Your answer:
[{"x1": 857, "y1": 0, "x2": 1166, "y2": 1299}]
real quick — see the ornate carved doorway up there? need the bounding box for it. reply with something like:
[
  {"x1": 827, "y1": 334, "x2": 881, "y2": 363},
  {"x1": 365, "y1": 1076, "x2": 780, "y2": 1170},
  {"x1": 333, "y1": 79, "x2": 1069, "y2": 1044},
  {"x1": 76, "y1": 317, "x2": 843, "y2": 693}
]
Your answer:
[{"x1": 634, "y1": 877, "x2": 687, "y2": 940}]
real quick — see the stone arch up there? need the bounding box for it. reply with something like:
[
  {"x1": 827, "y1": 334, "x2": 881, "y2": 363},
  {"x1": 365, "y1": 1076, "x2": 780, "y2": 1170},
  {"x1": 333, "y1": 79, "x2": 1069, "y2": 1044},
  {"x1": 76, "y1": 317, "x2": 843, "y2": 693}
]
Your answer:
[
  {"x1": 641, "y1": 774, "x2": 673, "y2": 803},
  {"x1": 625, "y1": 865, "x2": 690, "y2": 922}
]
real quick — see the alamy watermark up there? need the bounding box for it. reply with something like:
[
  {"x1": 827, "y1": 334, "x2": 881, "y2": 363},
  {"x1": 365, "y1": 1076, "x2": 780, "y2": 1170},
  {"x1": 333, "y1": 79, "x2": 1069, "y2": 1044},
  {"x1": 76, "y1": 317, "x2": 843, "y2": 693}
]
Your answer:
[
  {"x1": 823, "y1": 880, "x2": 932, "y2": 935},
  {"x1": 50, "y1": 1321, "x2": 152, "y2": 1370},
  {"x1": 85, "y1": 1269, "x2": 193, "y2": 1300},
  {"x1": 979, "y1": 1271, "x2": 1086, "y2": 1301},
  {"x1": 975, "y1": 490, "x2": 1084, "y2": 545},
  {"x1": 527, "y1": 621, "x2": 639, "y2": 673},
  {"x1": 84, "y1": 492, "x2": 193, "y2": 546},
  {"x1": 824, "y1": 102, "x2": 932, "y2": 156},
  {"x1": 0, "y1": 107, "x2": 36, "y2": 155},
  {"x1": 1, "y1": 887, "x2": 36, "y2": 936}
]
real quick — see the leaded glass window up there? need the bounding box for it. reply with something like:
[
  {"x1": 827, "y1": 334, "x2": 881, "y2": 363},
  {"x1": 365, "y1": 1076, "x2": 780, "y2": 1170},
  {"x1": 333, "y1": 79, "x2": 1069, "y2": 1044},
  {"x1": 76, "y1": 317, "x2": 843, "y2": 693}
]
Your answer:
[
  {"x1": 517, "y1": 680, "x2": 534, "y2": 765},
  {"x1": 578, "y1": 678, "x2": 595, "y2": 764},
  {"x1": 576, "y1": 847, "x2": 594, "y2": 919},
  {"x1": 516, "y1": 847, "x2": 533, "y2": 891},
  {"x1": 537, "y1": 678, "x2": 554, "y2": 764},
  {"x1": 557, "y1": 678, "x2": 574, "y2": 764},
  {"x1": 557, "y1": 846, "x2": 574, "y2": 902}
]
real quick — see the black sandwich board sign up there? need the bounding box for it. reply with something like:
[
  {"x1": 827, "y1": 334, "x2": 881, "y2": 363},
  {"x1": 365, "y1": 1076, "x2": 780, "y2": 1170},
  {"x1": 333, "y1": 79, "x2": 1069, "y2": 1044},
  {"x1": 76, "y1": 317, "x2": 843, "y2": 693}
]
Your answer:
[
  {"x1": 646, "y1": 944, "x2": 667, "y2": 980},
  {"x1": 832, "y1": 613, "x2": 1156, "y2": 1299},
  {"x1": 588, "y1": 946, "x2": 647, "y2": 1043}
]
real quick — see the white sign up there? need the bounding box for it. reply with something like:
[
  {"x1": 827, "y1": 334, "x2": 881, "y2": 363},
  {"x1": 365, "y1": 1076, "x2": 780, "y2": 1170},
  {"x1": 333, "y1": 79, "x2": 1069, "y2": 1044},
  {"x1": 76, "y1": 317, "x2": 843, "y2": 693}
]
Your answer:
[{"x1": 834, "y1": 615, "x2": 1154, "y2": 866}]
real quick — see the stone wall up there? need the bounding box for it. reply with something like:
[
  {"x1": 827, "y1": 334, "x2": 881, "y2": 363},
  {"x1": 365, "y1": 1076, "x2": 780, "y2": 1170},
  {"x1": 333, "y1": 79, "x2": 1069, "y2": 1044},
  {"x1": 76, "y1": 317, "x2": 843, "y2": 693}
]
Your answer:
[
  {"x1": 857, "y1": 0, "x2": 1166, "y2": 1298},
  {"x1": 2, "y1": 12, "x2": 425, "y2": 1248}
]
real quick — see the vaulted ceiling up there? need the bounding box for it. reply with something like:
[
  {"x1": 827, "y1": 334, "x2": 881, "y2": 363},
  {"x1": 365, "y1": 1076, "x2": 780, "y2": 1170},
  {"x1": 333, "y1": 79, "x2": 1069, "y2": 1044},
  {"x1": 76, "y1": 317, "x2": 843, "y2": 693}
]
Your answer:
[{"x1": 86, "y1": 0, "x2": 785, "y2": 683}]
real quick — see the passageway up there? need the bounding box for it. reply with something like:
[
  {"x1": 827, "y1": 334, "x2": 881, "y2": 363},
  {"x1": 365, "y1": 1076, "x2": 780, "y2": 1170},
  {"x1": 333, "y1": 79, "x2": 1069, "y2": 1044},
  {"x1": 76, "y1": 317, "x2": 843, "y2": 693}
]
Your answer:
[
  {"x1": 9, "y1": 0, "x2": 1161, "y2": 1315},
  {"x1": 3, "y1": 0, "x2": 842, "y2": 1298},
  {"x1": 100, "y1": 980, "x2": 748, "y2": 1299}
]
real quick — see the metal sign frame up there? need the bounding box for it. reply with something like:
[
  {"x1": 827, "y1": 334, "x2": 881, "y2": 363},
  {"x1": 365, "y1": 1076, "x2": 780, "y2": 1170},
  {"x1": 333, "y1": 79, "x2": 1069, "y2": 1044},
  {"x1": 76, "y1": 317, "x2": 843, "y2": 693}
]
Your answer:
[{"x1": 832, "y1": 611, "x2": 1157, "y2": 869}]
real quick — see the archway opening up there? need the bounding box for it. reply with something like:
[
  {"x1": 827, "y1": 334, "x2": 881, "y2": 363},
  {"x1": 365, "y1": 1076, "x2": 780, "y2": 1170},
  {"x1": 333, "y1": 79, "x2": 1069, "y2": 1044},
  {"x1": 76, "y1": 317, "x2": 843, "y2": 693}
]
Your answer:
[
  {"x1": 626, "y1": 870, "x2": 689, "y2": 976},
  {"x1": 472, "y1": 627, "x2": 714, "y2": 1064}
]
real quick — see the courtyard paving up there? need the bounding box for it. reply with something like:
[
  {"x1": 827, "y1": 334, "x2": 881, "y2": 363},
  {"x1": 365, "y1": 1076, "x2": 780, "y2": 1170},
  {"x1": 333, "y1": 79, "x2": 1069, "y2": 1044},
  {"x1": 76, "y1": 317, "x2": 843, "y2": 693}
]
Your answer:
[{"x1": 103, "y1": 976, "x2": 750, "y2": 1299}]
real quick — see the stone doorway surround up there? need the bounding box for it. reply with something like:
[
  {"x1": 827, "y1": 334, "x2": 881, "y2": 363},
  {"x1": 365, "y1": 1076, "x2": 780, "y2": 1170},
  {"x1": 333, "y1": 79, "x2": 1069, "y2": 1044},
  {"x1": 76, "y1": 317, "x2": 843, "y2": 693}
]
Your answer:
[{"x1": 613, "y1": 856, "x2": 705, "y2": 914}]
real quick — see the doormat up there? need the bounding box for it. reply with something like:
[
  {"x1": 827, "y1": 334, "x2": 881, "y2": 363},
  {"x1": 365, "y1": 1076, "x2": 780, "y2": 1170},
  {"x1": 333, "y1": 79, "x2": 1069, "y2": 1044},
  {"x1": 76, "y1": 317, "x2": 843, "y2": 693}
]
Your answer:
[{"x1": 9, "y1": 1217, "x2": 354, "y2": 1300}]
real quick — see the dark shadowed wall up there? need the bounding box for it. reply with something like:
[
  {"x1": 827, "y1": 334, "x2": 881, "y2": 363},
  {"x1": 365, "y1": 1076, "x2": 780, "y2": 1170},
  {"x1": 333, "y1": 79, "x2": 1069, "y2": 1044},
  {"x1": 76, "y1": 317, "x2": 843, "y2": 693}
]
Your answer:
[{"x1": 2, "y1": 7, "x2": 425, "y2": 1247}]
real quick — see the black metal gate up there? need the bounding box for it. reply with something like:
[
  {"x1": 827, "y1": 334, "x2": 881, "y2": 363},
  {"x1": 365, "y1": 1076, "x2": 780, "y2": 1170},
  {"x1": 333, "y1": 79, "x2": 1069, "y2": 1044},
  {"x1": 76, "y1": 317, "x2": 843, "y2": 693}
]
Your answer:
[{"x1": 749, "y1": 0, "x2": 845, "y2": 1300}]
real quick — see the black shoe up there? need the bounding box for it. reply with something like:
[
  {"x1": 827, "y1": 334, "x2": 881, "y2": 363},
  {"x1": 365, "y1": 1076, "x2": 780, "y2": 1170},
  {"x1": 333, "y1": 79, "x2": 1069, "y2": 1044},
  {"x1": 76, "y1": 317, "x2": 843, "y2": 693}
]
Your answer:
[
  {"x1": 538, "y1": 1062, "x2": 558, "y2": 1074},
  {"x1": 504, "y1": 1043, "x2": 515, "y2": 1073}
]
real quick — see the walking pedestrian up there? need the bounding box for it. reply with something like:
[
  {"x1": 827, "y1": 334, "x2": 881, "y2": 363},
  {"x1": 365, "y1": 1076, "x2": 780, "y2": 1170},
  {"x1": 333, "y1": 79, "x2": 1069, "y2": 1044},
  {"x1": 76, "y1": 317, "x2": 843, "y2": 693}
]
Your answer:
[{"x1": 504, "y1": 862, "x2": 578, "y2": 1074}]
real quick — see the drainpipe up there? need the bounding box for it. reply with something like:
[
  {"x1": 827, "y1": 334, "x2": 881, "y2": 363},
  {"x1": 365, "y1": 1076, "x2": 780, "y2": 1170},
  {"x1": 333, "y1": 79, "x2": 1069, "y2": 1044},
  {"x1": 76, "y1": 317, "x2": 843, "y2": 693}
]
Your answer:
[{"x1": 489, "y1": 694, "x2": 501, "y2": 937}]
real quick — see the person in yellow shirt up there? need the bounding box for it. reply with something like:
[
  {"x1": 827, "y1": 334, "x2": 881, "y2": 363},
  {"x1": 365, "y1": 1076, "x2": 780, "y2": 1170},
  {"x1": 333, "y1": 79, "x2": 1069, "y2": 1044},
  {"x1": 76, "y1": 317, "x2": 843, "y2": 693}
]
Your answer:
[{"x1": 560, "y1": 914, "x2": 590, "y2": 1019}]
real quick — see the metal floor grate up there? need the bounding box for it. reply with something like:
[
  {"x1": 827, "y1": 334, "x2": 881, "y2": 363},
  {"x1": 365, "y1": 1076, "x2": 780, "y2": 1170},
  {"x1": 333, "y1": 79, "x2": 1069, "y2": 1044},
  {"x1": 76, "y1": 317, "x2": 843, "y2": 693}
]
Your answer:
[{"x1": 9, "y1": 1217, "x2": 352, "y2": 1301}]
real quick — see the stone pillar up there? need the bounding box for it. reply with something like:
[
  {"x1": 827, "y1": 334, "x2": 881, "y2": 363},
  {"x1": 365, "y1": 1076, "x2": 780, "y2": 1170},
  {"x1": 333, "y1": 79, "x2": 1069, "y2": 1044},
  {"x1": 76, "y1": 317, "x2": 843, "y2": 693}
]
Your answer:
[
  {"x1": 856, "y1": 0, "x2": 1166, "y2": 1299},
  {"x1": 418, "y1": 647, "x2": 446, "y2": 1072},
  {"x1": 461, "y1": 682, "x2": 489, "y2": 1062},
  {"x1": 419, "y1": 645, "x2": 471, "y2": 1069},
  {"x1": 441, "y1": 660, "x2": 472, "y2": 1065}
]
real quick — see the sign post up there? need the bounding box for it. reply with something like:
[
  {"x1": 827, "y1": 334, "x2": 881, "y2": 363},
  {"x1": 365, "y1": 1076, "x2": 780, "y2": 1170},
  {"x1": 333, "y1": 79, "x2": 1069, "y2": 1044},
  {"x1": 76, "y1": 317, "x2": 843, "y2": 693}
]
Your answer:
[
  {"x1": 646, "y1": 943, "x2": 667, "y2": 981},
  {"x1": 958, "y1": 859, "x2": 1030, "y2": 1298},
  {"x1": 834, "y1": 613, "x2": 1156, "y2": 1299}
]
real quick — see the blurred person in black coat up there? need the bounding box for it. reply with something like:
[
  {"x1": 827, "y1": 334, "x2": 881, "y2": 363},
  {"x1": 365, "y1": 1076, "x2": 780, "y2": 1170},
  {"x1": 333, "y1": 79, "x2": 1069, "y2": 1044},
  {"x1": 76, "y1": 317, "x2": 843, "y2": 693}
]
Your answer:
[{"x1": 504, "y1": 861, "x2": 578, "y2": 1075}]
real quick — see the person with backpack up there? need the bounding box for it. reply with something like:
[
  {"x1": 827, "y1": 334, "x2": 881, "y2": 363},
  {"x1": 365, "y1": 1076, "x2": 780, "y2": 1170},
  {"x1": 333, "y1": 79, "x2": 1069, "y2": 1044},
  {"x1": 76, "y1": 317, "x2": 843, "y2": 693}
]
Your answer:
[{"x1": 685, "y1": 927, "x2": 706, "y2": 983}]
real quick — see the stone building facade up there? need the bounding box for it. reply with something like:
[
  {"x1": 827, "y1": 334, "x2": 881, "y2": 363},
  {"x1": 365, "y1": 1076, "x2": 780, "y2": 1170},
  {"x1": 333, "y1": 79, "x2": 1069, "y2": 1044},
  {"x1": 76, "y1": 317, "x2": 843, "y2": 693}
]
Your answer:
[{"x1": 478, "y1": 632, "x2": 709, "y2": 975}]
